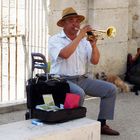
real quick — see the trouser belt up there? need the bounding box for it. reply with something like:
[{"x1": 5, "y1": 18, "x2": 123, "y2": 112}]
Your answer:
[{"x1": 60, "y1": 74, "x2": 88, "y2": 80}]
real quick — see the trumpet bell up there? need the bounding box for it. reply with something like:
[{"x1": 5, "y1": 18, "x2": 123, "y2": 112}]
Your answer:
[
  {"x1": 86, "y1": 26, "x2": 116, "y2": 41},
  {"x1": 106, "y1": 26, "x2": 116, "y2": 38}
]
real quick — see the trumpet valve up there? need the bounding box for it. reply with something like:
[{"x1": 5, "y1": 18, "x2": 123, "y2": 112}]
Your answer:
[{"x1": 87, "y1": 31, "x2": 96, "y2": 41}]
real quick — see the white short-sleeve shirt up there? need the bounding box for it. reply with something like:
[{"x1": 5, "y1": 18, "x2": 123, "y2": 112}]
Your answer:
[{"x1": 48, "y1": 30, "x2": 92, "y2": 76}]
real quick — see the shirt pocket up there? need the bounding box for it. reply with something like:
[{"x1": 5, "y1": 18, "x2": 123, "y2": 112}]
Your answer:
[{"x1": 77, "y1": 46, "x2": 87, "y2": 61}]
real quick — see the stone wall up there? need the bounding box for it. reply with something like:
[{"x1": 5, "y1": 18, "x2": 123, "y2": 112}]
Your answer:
[
  {"x1": 48, "y1": 0, "x2": 140, "y2": 76},
  {"x1": 128, "y1": 0, "x2": 140, "y2": 54},
  {"x1": 47, "y1": 0, "x2": 88, "y2": 35}
]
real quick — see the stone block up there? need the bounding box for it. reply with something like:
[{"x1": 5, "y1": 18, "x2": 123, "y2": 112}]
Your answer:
[
  {"x1": 89, "y1": 0, "x2": 128, "y2": 9},
  {"x1": 128, "y1": 39, "x2": 138, "y2": 54},
  {"x1": 88, "y1": 8, "x2": 128, "y2": 43},
  {"x1": 129, "y1": 0, "x2": 140, "y2": 7},
  {"x1": 0, "y1": 118, "x2": 100, "y2": 140},
  {"x1": 93, "y1": 42, "x2": 128, "y2": 75},
  {"x1": 131, "y1": 6, "x2": 140, "y2": 38},
  {"x1": 49, "y1": 0, "x2": 88, "y2": 10},
  {"x1": 128, "y1": 8, "x2": 133, "y2": 39}
]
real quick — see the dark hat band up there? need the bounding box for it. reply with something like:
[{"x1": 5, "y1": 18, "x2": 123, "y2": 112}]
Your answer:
[{"x1": 62, "y1": 13, "x2": 78, "y2": 19}]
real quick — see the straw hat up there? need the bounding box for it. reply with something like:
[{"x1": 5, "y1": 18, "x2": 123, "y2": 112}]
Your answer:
[{"x1": 57, "y1": 7, "x2": 85, "y2": 27}]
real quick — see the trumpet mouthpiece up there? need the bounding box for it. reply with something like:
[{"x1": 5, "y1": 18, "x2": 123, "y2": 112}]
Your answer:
[{"x1": 75, "y1": 27, "x2": 80, "y2": 31}]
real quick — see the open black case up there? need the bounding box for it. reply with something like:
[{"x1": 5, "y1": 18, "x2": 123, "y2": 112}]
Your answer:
[{"x1": 26, "y1": 75, "x2": 87, "y2": 123}]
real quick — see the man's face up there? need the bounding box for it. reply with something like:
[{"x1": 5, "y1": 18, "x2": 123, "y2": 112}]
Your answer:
[{"x1": 63, "y1": 17, "x2": 81, "y2": 35}]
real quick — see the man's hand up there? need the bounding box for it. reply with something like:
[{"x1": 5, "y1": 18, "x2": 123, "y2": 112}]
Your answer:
[
  {"x1": 78, "y1": 25, "x2": 97, "y2": 47},
  {"x1": 89, "y1": 37, "x2": 97, "y2": 48},
  {"x1": 78, "y1": 25, "x2": 93, "y2": 39}
]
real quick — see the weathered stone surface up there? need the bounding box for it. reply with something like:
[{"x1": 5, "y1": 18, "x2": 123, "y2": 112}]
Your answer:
[
  {"x1": 92, "y1": 42, "x2": 128, "y2": 75},
  {"x1": 131, "y1": 6, "x2": 140, "y2": 38},
  {"x1": 49, "y1": 0, "x2": 88, "y2": 10},
  {"x1": 89, "y1": 0, "x2": 129, "y2": 9},
  {"x1": 0, "y1": 118, "x2": 100, "y2": 140},
  {"x1": 47, "y1": 0, "x2": 140, "y2": 75},
  {"x1": 128, "y1": 39, "x2": 139, "y2": 54},
  {"x1": 129, "y1": 0, "x2": 140, "y2": 6},
  {"x1": 88, "y1": 8, "x2": 128, "y2": 43}
]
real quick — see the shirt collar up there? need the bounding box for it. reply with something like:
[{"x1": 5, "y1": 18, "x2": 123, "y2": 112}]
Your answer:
[
  {"x1": 59, "y1": 30, "x2": 73, "y2": 41},
  {"x1": 59, "y1": 30, "x2": 67, "y2": 38},
  {"x1": 58, "y1": 29, "x2": 87, "y2": 43}
]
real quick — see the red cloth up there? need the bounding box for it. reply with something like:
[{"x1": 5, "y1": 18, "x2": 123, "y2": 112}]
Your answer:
[{"x1": 64, "y1": 93, "x2": 80, "y2": 109}]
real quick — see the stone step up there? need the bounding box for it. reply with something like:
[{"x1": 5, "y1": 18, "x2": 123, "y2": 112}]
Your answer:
[{"x1": 0, "y1": 118, "x2": 100, "y2": 140}]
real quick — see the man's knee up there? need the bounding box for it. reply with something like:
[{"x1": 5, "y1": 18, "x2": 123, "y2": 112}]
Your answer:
[
  {"x1": 108, "y1": 83, "x2": 117, "y2": 98},
  {"x1": 72, "y1": 88, "x2": 85, "y2": 106},
  {"x1": 73, "y1": 88, "x2": 85, "y2": 99}
]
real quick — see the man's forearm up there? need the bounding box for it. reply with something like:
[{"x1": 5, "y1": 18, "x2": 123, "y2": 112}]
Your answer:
[
  {"x1": 90, "y1": 44, "x2": 100, "y2": 64},
  {"x1": 59, "y1": 35, "x2": 83, "y2": 59}
]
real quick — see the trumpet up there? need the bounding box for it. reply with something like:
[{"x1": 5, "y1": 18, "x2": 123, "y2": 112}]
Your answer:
[{"x1": 87, "y1": 26, "x2": 116, "y2": 41}]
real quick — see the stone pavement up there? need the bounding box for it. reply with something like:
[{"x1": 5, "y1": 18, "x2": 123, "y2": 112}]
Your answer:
[
  {"x1": 85, "y1": 92, "x2": 140, "y2": 140},
  {"x1": 0, "y1": 91, "x2": 140, "y2": 140}
]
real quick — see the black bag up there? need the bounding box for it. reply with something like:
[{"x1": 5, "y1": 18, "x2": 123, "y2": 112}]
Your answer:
[{"x1": 26, "y1": 75, "x2": 87, "y2": 123}]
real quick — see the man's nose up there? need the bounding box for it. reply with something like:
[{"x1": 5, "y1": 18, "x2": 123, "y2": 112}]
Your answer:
[{"x1": 73, "y1": 21, "x2": 79, "y2": 26}]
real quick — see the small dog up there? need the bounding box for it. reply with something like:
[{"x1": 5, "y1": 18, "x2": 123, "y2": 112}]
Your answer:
[{"x1": 95, "y1": 72, "x2": 130, "y2": 93}]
